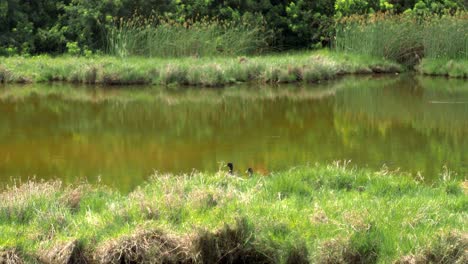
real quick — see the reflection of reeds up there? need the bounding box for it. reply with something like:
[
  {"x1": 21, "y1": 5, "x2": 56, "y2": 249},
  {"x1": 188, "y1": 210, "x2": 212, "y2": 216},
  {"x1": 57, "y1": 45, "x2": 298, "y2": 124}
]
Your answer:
[
  {"x1": 335, "y1": 12, "x2": 468, "y2": 66},
  {"x1": 106, "y1": 16, "x2": 270, "y2": 58},
  {"x1": 334, "y1": 76, "x2": 468, "y2": 139}
]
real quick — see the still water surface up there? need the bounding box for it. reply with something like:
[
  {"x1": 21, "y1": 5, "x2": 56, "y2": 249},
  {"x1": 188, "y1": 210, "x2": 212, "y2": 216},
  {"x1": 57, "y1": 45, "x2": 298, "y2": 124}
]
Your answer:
[{"x1": 0, "y1": 75, "x2": 467, "y2": 191}]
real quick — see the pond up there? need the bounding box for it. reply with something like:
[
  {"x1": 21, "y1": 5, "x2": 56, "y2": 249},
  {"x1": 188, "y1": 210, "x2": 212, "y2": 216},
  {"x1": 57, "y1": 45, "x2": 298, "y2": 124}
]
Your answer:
[{"x1": 0, "y1": 75, "x2": 467, "y2": 191}]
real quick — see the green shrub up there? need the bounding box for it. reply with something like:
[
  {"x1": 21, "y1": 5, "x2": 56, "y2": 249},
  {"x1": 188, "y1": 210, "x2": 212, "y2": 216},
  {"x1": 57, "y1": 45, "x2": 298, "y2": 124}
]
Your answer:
[{"x1": 66, "y1": 42, "x2": 81, "y2": 56}]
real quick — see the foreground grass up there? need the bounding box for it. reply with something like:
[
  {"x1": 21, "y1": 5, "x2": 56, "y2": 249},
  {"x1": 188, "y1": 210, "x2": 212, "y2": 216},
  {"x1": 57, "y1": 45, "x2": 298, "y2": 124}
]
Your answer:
[
  {"x1": 0, "y1": 51, "x2": 402, "y2": 86},
  {"x1": 0, "y1": 164, "x2": 466, "y2": 263}
]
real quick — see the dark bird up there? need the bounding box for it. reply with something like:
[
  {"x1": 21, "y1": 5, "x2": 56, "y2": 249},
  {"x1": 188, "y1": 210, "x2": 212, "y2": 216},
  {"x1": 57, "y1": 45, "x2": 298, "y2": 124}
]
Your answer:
[
  {"x1": 227, "y1": 162, "x2": 234, "y2": 175},
  {"x1": 246, "y1": 168, "x2": 254, "y2": 177}
]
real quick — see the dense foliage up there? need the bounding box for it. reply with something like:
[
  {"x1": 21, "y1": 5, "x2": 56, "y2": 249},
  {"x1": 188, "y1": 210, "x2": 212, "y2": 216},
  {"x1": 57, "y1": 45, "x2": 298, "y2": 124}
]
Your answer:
[{"x1": 0, "y1": 0, "x2": 466, "y2": 55}]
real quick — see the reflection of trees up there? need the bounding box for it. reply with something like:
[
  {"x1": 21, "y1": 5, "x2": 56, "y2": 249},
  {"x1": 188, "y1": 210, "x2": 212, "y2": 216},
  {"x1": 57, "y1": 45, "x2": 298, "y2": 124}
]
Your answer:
[
  {"x1": 0, "y1": 87, "x2": 341, "y2": 190},
  {"x1": 0, "y1": 77, "x2": 466, "y2": 190},
  {"x1": 333, "y1": 76, "x2": 468, "y2": 180}
]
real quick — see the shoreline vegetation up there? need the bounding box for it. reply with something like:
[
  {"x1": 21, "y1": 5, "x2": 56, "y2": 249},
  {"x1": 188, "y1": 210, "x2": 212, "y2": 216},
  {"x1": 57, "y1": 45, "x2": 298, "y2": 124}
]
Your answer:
[
  {"x1": 1, "y1": 11, "x2": 467, "y2": 87},
  {"x1": 418, "y1": 58, "x2": 468, "y2": 78},
  {"x1": 0, "y1": 165, "x2": 466, "y2": 263},
  {"x1": 0, "y1": 51, "x2": 404, "y2": 87},
  {"x1": 0, "y1": 52, "x2": 466, "y2": 88}
]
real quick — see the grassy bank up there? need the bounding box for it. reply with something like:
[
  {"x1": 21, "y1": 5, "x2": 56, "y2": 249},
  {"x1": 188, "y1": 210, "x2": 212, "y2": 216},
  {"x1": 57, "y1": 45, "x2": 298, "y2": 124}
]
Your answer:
[
  {"x1": 1, "y1": 165, "x2": 466, "y2": 263},
  {"x1": 418, "y1": 58, "x2": 468, "y2": 78},
  {"x1": 0, "y1": 51, "x2": 402, "y2": 86}
]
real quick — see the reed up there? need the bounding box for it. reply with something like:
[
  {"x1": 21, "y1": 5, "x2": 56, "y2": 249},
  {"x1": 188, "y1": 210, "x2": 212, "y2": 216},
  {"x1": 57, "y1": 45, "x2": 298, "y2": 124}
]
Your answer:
[
  {"x1": 106, "y1": 16, "x2": 270, "y2": 58},
  {"x1": 421, "y1": 13, "x2": 468, "y2": 60},
  {"x1": 335, "y1": 12, "x2": 468, "y2": 67}
]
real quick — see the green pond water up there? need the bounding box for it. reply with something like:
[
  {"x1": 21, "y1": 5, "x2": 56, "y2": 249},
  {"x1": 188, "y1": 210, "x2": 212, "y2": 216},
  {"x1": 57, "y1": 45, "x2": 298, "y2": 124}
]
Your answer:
[{"x1": 0, "y1": 75, "x2": 467, "y2": 191}]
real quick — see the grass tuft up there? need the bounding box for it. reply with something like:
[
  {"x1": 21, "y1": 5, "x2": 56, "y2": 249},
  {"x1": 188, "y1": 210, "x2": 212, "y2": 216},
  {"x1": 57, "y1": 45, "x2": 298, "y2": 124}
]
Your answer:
[
  {"x1": 285, "y1": 243, "x2": 309, "y2": 264},
  {"x1": 38, "y1": 240, "x2": 86, "y2": 264},
  {"x1": 396, "y1": 231, "x2": 468, "y2": 264},
  {"x1": 420, "y1": 231, "x2": 467, "y2": 264},
  {"x1": 95, "y1": 229, "x2": 193, "y2": 264},
  {"x1": 0, "y1": 65, "x2": 12, "y2": 83},
  {"x1": 0, "y1": 249, "x2": 24, "y2": 264},
  {"x1": 318, "y1": 224, "x2": 383, "y2": 264},
  {"x1": 195, "y1": 218, "x2": 277, "y2": 264}
]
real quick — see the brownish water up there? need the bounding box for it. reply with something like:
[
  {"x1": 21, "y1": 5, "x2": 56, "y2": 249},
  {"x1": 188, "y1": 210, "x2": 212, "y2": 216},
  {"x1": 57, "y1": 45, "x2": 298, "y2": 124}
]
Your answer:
[{"x1": 0, "y1": 75, "x2": 467, "y2": 191}]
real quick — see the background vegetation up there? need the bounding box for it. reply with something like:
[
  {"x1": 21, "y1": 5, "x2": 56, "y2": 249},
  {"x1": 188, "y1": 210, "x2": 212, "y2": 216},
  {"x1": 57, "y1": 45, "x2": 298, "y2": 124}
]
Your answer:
[
  {"x1": 0, "y1": 0, "x2": 466, "y2": 56},
  {"x1": 335, "y1": 12, "x2": 468, "y2": 67},
  {"x1": 106, "y1": 16, "x2": 270, "y2": 57}
]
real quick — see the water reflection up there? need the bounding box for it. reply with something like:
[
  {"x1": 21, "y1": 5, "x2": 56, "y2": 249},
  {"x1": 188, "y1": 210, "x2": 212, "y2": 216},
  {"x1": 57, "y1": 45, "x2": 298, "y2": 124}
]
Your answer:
[{"x1": 0, "y1": 75, "x2": 467, "y2": 191}]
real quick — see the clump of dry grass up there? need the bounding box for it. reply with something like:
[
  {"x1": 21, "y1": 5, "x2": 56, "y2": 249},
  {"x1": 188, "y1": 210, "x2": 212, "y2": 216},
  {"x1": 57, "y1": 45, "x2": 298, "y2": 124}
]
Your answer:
[
  {"x1": 417, "y1": 232, "x2": 468, "y2": 264},
  {"x1": 128, "y1": 190, "x2": 160, "y2": 220},
  {"x1": 190, "y1": 191, "x2": 219, "y2": 211},
  {"x1": 397, "y1": 231, "x2": 468, "y2": 264},
  {"x1": 0, "y1": 249, "x2": 24, "y2": 264},
  {"x1": 318, "y1": 236, "x2": 374, "y2": 264},
  {"x1": 60, "y1": 186, "x2": 88, "y2": 213},
  {"x1": 342, "y1": 210, "x2": 370, "y2": 232},
  {"x1": 0, "y1": 180, "x2": 61, "y2": 204},
  {"x1": 0, "y1": 65, "x2": 12, "y2": 83},
  {"x1": 318, "y1": 237, "x2": 350, "y2": 264},
  {"x1": 69, "y1": 64, "x2": 101, "y2": 84},
  {"x1": 310, "y1": 204, "x2": 329, "y2": 225},
  {"x1": 38, "y1": 240, "x2": 87, "y2": 264},
  {"x1": 0, "y1": 181, "x2": 61, "y2": 223},
  {"x1": 285, "y1": 244, "x2": 309, "y2": 264},
  {"x1": 318, "y1": 225, "x2": 382, "y2": 264},
  {"x1": 94, "y1": 229, "x2": 194, "y2": 264},
  {"x1": 194, "y1": 218, "x2": 276, "y2": 264}
]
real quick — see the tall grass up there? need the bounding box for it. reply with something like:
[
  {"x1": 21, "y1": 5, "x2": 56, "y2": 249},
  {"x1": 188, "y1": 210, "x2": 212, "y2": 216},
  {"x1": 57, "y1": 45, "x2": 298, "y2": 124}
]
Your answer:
[
  {"x1": 422, "y1": 13, "x2": 468, "y2": 59},
  {"x1": 335, "y1": 12, "x2": 468, "y2": 66},
  {"x1": 106, "y1": 16, "x2": 270, "y2": 58}
]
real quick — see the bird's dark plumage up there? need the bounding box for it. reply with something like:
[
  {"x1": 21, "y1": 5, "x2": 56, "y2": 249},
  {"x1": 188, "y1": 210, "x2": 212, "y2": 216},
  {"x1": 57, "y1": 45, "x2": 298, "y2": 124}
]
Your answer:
[{"x1": 227, "y1": 162, "x2": 234, "y2": 175}]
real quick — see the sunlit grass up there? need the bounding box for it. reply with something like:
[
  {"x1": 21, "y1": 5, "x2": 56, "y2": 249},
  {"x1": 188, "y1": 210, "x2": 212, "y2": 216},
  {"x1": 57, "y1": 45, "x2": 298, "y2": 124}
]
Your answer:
[
  {"x1": 0, "y1": 165, "x2": 466, "y2": 263},
  {"x1": 0, "y1": 50, "x2": 402, "y2": 86}
]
